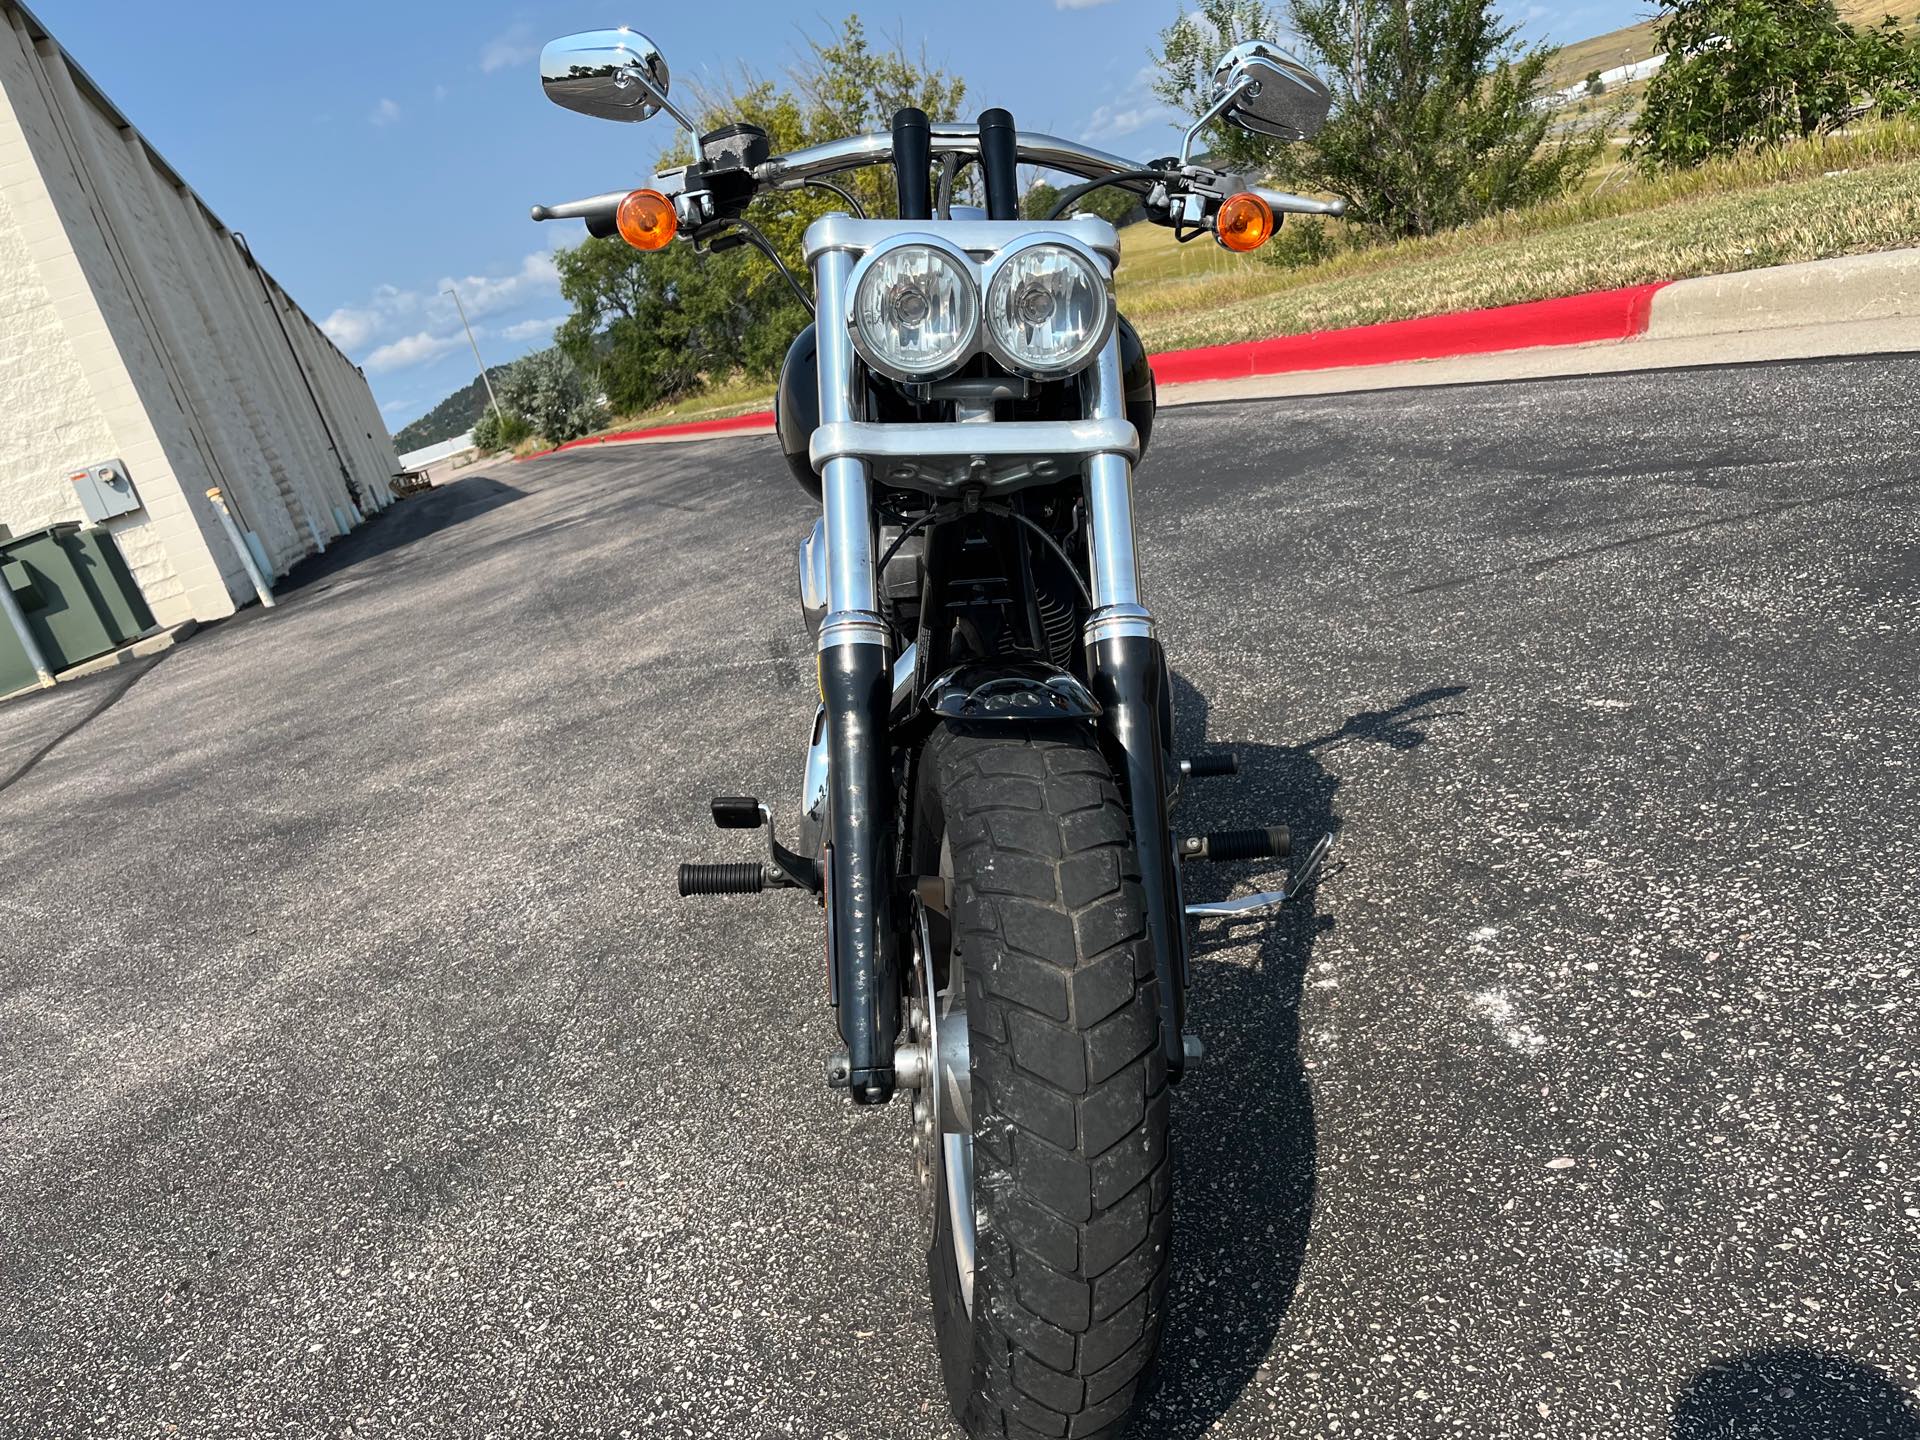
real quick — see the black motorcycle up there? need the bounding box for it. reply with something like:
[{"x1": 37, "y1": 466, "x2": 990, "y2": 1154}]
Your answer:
[{"x1": 533, "y1": 28, "x2": 1336, "y2": 1437}]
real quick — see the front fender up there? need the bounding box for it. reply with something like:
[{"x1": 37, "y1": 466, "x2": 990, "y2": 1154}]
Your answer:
[{"x1": 922, "y1": 660, "x2": 1102, "y2": 723}]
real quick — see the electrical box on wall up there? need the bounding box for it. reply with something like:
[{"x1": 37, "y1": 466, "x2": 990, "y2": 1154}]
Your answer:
[{"x1": 69, "y1": 459, "x2": 141, "y2": 524}]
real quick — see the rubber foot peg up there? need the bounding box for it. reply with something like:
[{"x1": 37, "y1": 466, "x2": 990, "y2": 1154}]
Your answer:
[
  {"x1": 1184, "y1": 753, "x2": 1238, "y2": 778},
  {"x1": 710, "y1": 796, "x2": 765, "y2": 830},
  {"x1": 1179, "y1": 826, "x2": 1291, "y2": 863},
  {"x1": 678, "y1": 862, "x2": 767, "y2": 896}
]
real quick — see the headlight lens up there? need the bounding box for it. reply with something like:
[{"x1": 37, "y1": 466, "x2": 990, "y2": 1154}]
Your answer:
[
  {"x1": 985, "y1": 243, "x2": 1112, "y2": 378},
  {"x1": 851, "y1": 244, "x2": 979, "y2": 380}
]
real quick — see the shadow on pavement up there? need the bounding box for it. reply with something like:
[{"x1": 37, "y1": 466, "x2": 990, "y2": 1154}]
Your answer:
[
  {"x1": 1144, "y1": 679, "x2": 1470, "y2": 1439},
  {"x1": 277, "y1": 474, "x2": 528, "y2": 595},
  {"x1": 1670, "y1": 1347, "x2": 1920, "y2": 1440}
]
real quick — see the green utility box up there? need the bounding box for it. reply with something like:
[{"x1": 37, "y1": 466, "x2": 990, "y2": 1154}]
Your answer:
[{"x1": 0, "y1": 523, "x2": 156, "y2": 693}]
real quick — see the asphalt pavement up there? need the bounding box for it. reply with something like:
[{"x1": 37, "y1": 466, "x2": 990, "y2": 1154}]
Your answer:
[{"x1": 3, "y1": 353, "x2": 1917, "y2": 1439}]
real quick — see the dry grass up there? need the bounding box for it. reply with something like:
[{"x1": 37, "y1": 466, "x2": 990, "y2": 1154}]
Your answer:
[{"x1": 1119, "y1": 119, "x2": 1920, "y2": 350}]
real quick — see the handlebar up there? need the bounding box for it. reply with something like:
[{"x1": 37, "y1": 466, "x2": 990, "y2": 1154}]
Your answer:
[{"x1": 530, "y1": 128, "x2": 1345, "y2": 229}]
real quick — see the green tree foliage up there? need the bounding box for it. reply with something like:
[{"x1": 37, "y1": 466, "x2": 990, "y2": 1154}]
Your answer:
[
  {"x1": 1153, "y1": 0, "x2": 1602, "y2": 238},
  {"x1": 1152, "y1": 0, "x2": 1291, "y2": 172},
  {"x1": 1632, "y1": 0, "x2": 1920, "y2": 169},
  {"x1": 552, "y1": 15, "x2": 969, "y2": 415}
]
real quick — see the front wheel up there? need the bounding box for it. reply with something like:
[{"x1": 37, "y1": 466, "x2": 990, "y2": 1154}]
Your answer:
[{"x1": 910, "y1": 722, "x2": 1172, "y2": 1439}]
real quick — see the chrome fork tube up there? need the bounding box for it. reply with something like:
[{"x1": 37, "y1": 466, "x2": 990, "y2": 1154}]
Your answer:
[
  {"x1": 1080, "y1": 334, "x2": 1189, "y2": 1078},
  {"x1": 815, "y1": 250, "x2": 888, "y2": 648},
  {"x1": 1083, "y1": 337, "x2": 1154, "y2": 643},
  {"x1": 812, "y1": 245, "x2": 898, "y2": 1105}
]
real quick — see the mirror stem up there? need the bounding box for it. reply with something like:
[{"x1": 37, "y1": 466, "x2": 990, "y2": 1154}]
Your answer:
[
  {"x1": 625, "y1": 64, "x2": 701, "y2": 139},
  {"x1": 1181, "y1": 74, "x2": 1256, "y2": 167}
]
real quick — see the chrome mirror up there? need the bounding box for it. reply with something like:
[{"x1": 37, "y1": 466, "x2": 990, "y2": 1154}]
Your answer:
[
  {"x1": 1210, "y1": 41, "x2": 1332, "y2": 145},
  {"x1": 539, "y1": 28, "x2": 696, "y2": 133}
]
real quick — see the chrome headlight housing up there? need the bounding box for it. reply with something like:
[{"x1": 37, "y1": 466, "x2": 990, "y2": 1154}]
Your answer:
[
  {"x1": 983, "y1": 236, "x2": 1114, "y2": 380},
  {"x1": 848, "y1": 236, "x2": 980, "y2": 382}
]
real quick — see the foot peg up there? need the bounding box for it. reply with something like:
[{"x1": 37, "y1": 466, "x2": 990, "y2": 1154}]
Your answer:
[
  {"x1": 1179, "y1": 826, "x2": 1290, "y2": 863},
  {"x1": 678, "y1": 796, "x2": 822, "y2": 898},
  {"x1": 679, "y1": 862, "x2": 770, "y2": 896},
  {"x1": 1180, "y1": 753, "x2": 1239, "y2": 779},
  {"x1": 1185, "y1": 832, "x2": 1334, "y2": 919}
]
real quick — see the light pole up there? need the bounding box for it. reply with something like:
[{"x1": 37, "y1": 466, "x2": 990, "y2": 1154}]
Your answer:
[{"x1": 445, "y1": 284, "x2": 505, "y2": 425}]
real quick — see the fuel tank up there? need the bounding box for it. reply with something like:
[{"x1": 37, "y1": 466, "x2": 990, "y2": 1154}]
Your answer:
[{"x1": 774, "y1": 318, "x2": 1159, "y2": 499}]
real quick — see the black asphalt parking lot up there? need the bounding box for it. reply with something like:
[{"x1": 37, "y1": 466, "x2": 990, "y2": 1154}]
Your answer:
[{"x1": 3, "y1": 354, "x2": 1918, "y2": 1439}]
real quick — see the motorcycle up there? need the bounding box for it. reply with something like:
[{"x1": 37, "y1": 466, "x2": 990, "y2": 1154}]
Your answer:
[{"x1": 532, "y1": 28, "x2": 1337, "y2": 1438}]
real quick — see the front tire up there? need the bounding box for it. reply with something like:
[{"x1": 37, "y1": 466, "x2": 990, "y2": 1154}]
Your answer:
[{"x1": 913, "y1": 722, "x2": 1172, "y2": 1439}]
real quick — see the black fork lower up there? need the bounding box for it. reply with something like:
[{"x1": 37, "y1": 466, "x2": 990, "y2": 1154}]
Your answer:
[{"x1": 1087, "y1": 630, "x2": 1189, "y2": 1082}]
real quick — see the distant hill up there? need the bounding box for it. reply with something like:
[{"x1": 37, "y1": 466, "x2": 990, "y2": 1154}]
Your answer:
[{"x1": 393, "y1": 366, "x2": 514, "y2": 453}]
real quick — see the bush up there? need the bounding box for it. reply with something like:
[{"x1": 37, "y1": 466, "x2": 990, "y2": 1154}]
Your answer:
[
  {"x1": 494, "y1": 350, "x2": 606, "y2": 445},
  {"x1": 1633, "y1": 0, "x2": 1920, "y2": 169},
  {"x1": 472, "y1": 407, "x2": 531, "y2": 453}
]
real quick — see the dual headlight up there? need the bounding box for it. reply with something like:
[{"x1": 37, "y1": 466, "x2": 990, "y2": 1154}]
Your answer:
[{"x1": 848, "y1": 234, "x2": 1114, "y2": 383}]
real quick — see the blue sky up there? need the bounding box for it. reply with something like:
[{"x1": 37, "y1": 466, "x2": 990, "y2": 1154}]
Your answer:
[{"x1": 41, "y1": 1, "x2": 1653, "y2": 429}]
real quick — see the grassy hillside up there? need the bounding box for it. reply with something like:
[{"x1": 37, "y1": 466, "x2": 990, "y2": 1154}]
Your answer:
[{"x1": 1115, "y1": 119, "x2": 1920, "y2": 350}]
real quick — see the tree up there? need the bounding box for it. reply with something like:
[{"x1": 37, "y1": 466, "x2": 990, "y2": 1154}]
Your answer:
[
  {"x1": 1151, "y1": 0, "x2": 1290, "y2": 172},
  {"x1": 1153, "y1": 0, "x2": 1602, "y2": 238},
  {"x1": 553, "y1": 14, "x2": 969, "y2": 415},
  {"x1": 1632, "y1": 0, "x2": 1920, "y2": 169}
]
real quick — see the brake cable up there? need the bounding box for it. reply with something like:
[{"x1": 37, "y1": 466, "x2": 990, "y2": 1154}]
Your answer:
[{"x1": 1043, "y1": 170, "x2": 1168, "y2": 221}]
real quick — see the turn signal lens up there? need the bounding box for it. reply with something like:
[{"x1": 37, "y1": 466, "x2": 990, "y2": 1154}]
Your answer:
[
  {"x1": 617, "y1": 189, "x2": 678, "y2": 251},
  {"x1": 1216, "y1": 192, "x2": 1276, "y2": 253}
]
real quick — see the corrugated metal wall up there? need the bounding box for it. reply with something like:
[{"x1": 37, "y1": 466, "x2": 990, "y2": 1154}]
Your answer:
[{"x1": 0, "y1": 0, "x2": 399, "y2": 625}]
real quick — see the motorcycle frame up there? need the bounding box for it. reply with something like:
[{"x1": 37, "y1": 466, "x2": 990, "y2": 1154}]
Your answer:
[{"x1": 806, "y1": 215, "x2": 1190, "y2": 1107}]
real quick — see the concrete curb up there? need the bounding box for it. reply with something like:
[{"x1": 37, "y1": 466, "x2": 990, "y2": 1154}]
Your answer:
[
  {"x1": 1648, "y1": 248, "x2": 1920, "y2": 338},
  {"x1": 511, "y1": 247, "x2": 1920, "y2": 458},
  {"x1": 46, "y1": 620, "x2": 199, "y2": 685}
]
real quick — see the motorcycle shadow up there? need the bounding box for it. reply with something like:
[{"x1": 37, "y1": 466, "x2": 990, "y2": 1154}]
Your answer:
[{"x1": 1139, "y1": 677, "x2": 1470, "y2": 1437}]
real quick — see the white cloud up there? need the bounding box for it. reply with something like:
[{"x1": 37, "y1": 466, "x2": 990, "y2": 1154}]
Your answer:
[
  {"x1": 365, "y1": 331, "x2": 466, "y2": 375},
  {"x1": 369, "y1": 97, "x2": 402, "y2": 127},
  {"x1": 480, "y1": 24, "x2": 541, "y2": 74},
  {"x1": 436, "y1": 250, "x2": 560, "y2": 321},
  {"x1": 380, "y1": 397, "x2": 417, "y2": 416},
  {"x1": 321, "y1": 252, "x2": 561, "y2": 355},
  {"x1": 1081, "y1": 66, "x2": 1179, "y2": 143},
  {"x1": 498, "y1": 314, "x2": 568, "y2": 343}
]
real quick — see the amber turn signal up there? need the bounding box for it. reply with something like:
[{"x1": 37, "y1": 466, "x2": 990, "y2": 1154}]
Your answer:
[
  {"x1": 1215, "y1": 192, "x2": 1276, "y2": 253},
  {"x1": 617, "y1": 189, "x2": 678, "y2": 251}
]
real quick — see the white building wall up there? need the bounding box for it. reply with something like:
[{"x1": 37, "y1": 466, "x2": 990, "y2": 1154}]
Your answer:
[{"x1": 0, "y1": 0, "x2": 403, "y2": 623}]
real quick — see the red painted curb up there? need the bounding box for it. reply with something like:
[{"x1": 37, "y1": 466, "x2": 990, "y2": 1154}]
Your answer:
[
  {"x1": 517, "y1": 281, "x2": 1669, "y2": 459},
  {"x1": 518, "y1": 408, "x2": 775, "y2": 461},
  {"x1": 1147, "y1": 282, "x2": 1668, "y2": 387}
]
